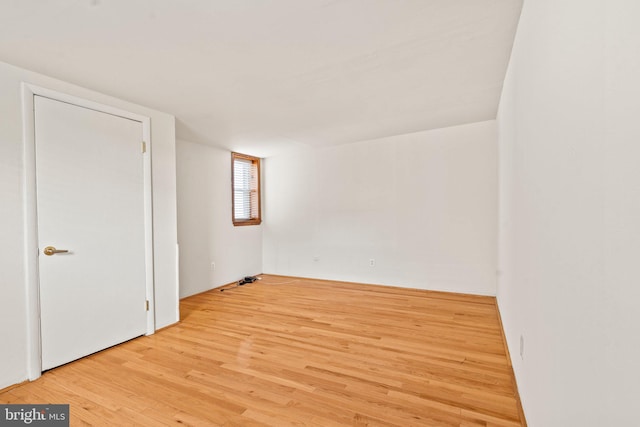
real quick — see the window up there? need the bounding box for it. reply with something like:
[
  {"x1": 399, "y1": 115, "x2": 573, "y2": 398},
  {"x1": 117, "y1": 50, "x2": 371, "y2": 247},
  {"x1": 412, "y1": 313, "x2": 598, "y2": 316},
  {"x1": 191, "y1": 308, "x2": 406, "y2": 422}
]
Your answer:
[{"x1": 232, "y1": 152, "x2": 261, "y2": 226}]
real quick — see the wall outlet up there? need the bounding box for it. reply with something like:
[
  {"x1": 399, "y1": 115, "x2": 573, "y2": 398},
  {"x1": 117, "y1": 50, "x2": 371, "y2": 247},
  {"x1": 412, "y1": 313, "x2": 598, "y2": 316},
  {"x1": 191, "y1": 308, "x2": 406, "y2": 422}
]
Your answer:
[
  {"x1": 369, "y1": 259, "x2": 375, "y2": 267},
  {"x1": 211, "y1": 262, "x2": 216, "y2": 271},
  {"x1": 519, "y1": 335, "x2": 524, "y2": 359}
]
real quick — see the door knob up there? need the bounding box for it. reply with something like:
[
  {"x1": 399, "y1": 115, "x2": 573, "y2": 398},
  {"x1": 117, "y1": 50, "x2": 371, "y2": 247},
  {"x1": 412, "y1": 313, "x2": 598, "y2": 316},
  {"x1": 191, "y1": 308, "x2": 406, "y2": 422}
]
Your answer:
[{"x1": 43, "y1": 246, "x2": 69, "y2": 256}]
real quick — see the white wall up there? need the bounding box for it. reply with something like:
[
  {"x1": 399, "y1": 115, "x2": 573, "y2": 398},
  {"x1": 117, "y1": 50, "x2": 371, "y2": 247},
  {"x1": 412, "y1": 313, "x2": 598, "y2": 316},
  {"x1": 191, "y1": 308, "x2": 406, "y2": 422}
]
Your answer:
[
  {"x1": 0, "y1": 60, "x2": 178, "y2": 390},
  {"x1": 176, "y1": 140, "x2": 262, "y2": 297},
  {"x1": 497, "y1": 0, "x2": 640, "y2": 425},
  {"x1": 263, "y1": 121, "x2": 498, "y2": 295}
]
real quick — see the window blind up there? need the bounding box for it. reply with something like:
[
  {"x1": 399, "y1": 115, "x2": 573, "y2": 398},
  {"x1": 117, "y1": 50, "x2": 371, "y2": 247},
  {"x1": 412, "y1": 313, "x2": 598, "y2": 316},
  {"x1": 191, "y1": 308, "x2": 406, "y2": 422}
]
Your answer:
[{"x1": 233, "y1": 158, "x2": 251, "y2": 220}]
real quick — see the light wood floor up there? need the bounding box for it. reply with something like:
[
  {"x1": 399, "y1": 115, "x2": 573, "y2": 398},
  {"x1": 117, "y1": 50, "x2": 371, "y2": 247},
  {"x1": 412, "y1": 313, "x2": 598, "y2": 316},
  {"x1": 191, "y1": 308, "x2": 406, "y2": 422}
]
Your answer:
[{"x1": 1, "y1": 275, "x2": 525, "y2": 426}]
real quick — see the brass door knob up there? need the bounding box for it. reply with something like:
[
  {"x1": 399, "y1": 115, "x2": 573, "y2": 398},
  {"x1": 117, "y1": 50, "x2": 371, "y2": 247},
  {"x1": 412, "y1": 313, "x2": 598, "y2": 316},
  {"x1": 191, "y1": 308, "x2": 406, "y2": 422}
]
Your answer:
[{"x1": 43, "y1": 246, "x2": 69, "y2": 256}]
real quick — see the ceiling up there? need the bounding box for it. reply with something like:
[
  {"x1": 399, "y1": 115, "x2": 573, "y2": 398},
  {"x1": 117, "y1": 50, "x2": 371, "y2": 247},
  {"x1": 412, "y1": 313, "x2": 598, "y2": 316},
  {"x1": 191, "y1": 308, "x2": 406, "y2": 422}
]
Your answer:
[{"x1": 0, "y1": 0, "x2": 522, "y2": 157}]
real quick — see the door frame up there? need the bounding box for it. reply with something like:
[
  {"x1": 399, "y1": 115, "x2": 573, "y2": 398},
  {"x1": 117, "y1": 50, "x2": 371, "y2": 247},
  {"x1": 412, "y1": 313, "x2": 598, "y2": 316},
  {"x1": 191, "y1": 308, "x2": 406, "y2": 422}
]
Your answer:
[{"x1": 22, "y1": 83, "x2": 156, "y2": 380}]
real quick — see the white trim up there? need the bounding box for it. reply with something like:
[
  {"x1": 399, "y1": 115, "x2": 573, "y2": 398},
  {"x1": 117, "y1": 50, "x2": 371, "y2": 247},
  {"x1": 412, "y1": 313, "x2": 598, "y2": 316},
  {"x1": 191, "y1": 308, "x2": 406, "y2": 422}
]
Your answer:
[
  {"x1": 23, "y1": 84, "x2": 150, "y2": 124},
  {"x1": 176, "y1": 243, "x2": 180, "y2": 317},
  {"x1": 141, "y1": 116, "x2": 156, "y2": 335},
  {"x1": 21, "y1": 83, "x2": 156, "y2": 379},
  {"x1": 22, "y1": 84, "x2": 41, "y2": 381}
]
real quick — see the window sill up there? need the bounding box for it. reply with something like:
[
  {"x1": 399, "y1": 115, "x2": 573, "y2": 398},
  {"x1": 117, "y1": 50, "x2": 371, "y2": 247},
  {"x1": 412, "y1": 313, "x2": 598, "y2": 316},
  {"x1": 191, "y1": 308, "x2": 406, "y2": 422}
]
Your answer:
[{"x1": 233, "y1": 219, "x2": 262, "y2": 226}]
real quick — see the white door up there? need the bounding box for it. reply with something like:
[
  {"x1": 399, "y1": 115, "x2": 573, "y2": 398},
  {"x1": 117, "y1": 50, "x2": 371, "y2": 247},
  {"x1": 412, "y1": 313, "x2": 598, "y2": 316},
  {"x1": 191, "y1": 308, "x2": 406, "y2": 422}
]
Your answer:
[{"x1": 35, "y1": 95, "x2": 148, "y2": 371}]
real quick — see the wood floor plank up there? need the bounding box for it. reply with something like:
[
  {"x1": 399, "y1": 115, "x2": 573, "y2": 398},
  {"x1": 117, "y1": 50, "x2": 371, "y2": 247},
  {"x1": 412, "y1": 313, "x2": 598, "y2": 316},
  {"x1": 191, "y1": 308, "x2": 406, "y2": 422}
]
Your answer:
[{"x1": 0, "y1": 275, "x2": 525, "y2": 426}]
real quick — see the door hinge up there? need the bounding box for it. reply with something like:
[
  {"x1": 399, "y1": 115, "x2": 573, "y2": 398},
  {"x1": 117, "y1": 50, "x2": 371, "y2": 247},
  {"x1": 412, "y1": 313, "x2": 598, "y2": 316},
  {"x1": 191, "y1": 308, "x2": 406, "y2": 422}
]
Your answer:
[
  {"x1": 146, "y1": 300, "x2": 150, "y2": 311},
  {"x1": 141, "y1": 141, "x2": 147, "y2": 153}
]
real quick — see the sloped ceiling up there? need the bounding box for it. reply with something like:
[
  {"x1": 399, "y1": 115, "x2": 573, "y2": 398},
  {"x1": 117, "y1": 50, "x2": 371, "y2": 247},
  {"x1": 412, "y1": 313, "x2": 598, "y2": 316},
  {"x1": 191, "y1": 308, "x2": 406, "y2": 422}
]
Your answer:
[{"x1": 0, "y1": 0, "x2": 522, "y2": 157}]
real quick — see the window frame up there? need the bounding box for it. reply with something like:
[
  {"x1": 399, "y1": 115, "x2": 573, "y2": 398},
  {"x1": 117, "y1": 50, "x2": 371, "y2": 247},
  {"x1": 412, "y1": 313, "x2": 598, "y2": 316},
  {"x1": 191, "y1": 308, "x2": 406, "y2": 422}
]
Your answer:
[{"x1": 231, "y1": 152, "x2": 262, "y2": 226}]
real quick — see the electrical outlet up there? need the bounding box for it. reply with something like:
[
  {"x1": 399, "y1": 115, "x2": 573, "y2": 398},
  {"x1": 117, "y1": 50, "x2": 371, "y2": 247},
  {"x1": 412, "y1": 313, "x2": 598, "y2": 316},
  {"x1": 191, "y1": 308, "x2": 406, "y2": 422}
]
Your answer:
[
  {"x1": 369, "y1": 259, "x2": 375, "y2": 267},
  {"x1": 211, "y1": 262, "x2": 216, "y2": 271},
  {"x1": 519, "y1": 335, "x2": 524, "y2": 359}
]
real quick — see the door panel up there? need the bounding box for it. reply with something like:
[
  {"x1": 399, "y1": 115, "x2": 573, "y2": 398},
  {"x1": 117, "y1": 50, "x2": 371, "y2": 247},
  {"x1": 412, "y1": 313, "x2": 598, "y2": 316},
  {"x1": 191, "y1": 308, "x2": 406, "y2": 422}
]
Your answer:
[{"x1": 35, "y1": 95, "x2": 147, "y2": 371}]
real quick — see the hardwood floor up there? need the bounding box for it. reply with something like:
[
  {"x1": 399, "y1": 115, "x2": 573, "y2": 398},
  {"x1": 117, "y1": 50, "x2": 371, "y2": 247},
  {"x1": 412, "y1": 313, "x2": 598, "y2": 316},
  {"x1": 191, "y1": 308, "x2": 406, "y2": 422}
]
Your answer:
[{"x1": 1, "y1": 275, "x2": 526, "y2": 426}]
